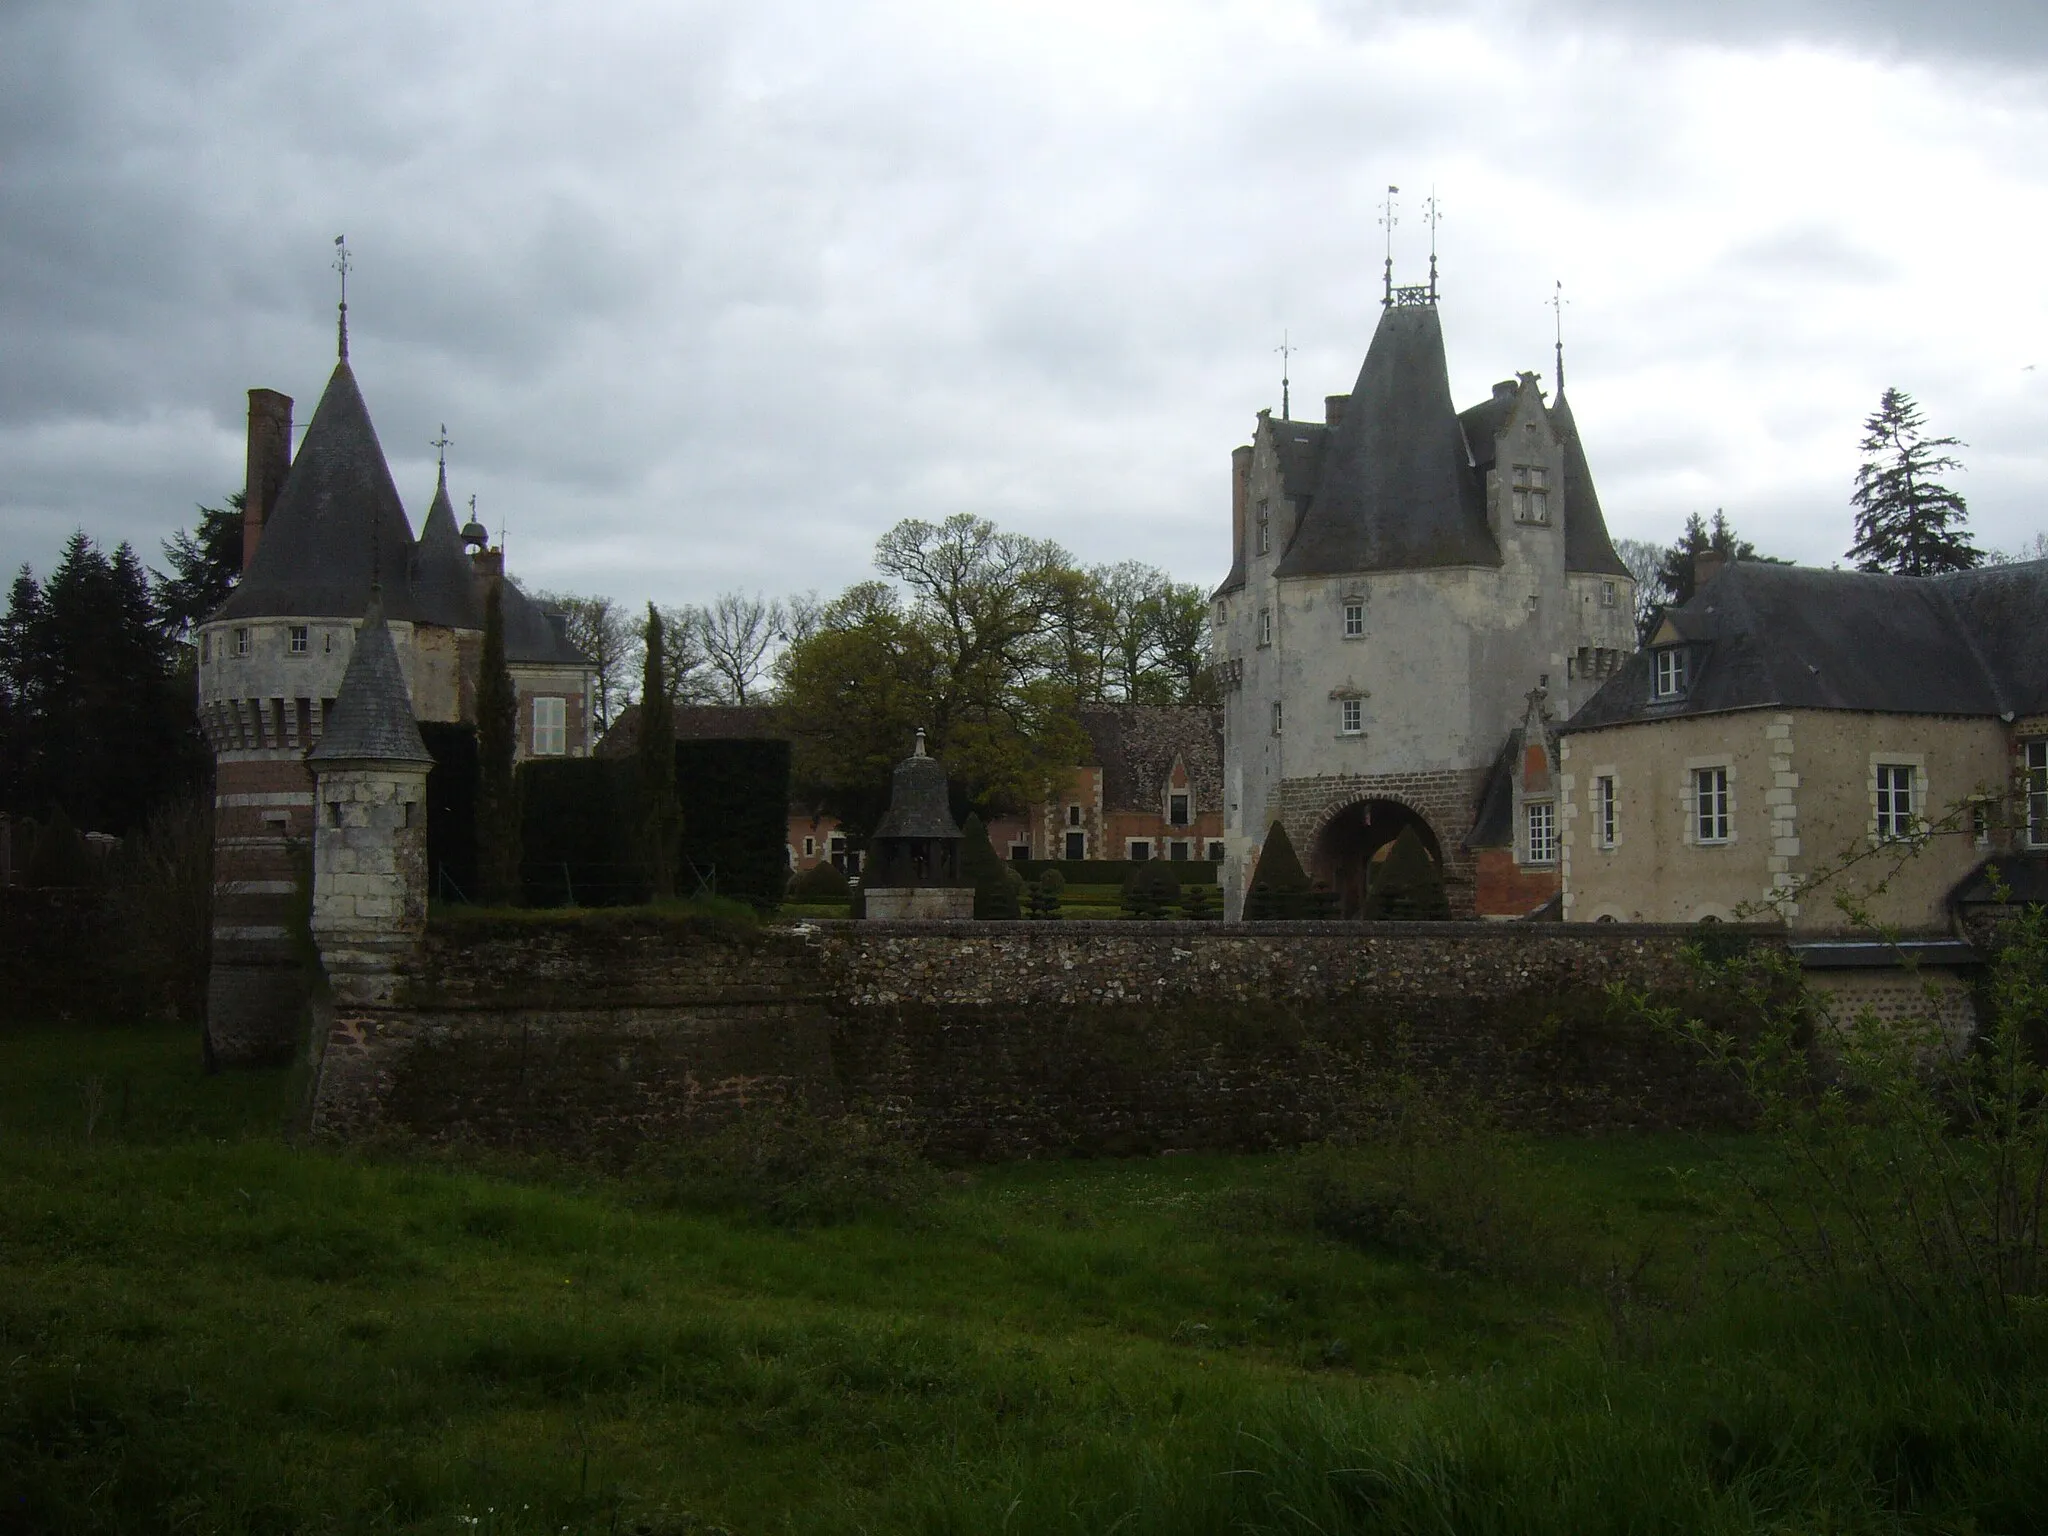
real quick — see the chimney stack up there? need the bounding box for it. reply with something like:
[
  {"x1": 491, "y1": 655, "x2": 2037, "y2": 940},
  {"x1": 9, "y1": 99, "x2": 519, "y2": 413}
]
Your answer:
[
  {"x1": 243, "y1": 389, "x2": 293, "y2": 571},
  {"x1": 1325, "y1": 394, "x2": 1350, "y2": 429},
  {"x1": 1231, "y1": 444, "x2": 1252, "y2": 568},
  {"x1": 1694, "y1": 550, "x2": 1727, "y2": 590}
]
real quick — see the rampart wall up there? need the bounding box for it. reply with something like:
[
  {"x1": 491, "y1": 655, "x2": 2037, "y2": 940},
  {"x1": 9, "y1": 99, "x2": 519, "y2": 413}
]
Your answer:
[{"x1": 310, "y1": 918, "x2": 1785, "y2": 1158}]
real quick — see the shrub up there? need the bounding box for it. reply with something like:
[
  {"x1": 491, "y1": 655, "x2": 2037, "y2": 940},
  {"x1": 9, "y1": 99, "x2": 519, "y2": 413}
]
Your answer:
[
  {"x1": 1363, "y1": 825, "x2": 1450, "y2": 920},
  {"x1": 1245, "y1": 822, "x2": 1332, "y2": 919},
  {"x1": 1027, "y1": 867, "x2": 1064, "y2": 920},
  {"x1": 1178, "y1": 879, "x2": 1215, "y2": 920},
  {"x1": 1121, "y1": 859, "x2": 1179, "y2": 919},
  {"x1": 789, "y1": 860, "x2": 850, "y2": 903},
  {"x1": 960, "y1": 815, "x2": 1018, "y2": 920}
]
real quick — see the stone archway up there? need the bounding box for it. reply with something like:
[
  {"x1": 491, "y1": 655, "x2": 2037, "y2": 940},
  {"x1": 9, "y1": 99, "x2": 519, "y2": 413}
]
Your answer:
[{"x1": 1309, "y1": 798, "x2": 1446, "y2": 918}]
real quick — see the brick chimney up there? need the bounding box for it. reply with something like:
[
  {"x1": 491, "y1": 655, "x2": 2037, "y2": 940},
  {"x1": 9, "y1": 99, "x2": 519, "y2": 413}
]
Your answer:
[
  {"x1": 1694, "y1": 550, "x2": 1727, "y2": 590},
  {"x1": 1231, "y1": 444, "x2": 1252, "y2": 568},
  {"x1": 1325, "y1": 394, "x2": 1349, "y2": 429},
  {"x1": 243, "y1": 389, "x2": 293, "y2": 570},
  {"x1": 470, "y1": 547, "x2": 505, "y2": 587}
]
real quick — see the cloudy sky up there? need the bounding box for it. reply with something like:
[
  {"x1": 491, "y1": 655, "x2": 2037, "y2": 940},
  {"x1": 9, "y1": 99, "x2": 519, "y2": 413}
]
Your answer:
[{"x1": 3, "y1": 0, "x2": 2045, "y2": 614}]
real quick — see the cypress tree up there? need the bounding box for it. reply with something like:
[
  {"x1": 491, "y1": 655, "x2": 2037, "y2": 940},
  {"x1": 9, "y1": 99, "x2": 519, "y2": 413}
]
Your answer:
[
  {"x1": 1362, "y1": 825, "x2": 1450, "y2": 921},
  {"x1": 638, "y1": 603, "x2": 682, "y2": 900},
  {"x1": 1246, "y1": 821, "x2": 1310, "y2": 919},
  {"x1": 474, "y1": 576, "x2": 522, "y2": 905},
  {"x1": 960, "y1": 813, "x2": 1018, "y2": 919}
]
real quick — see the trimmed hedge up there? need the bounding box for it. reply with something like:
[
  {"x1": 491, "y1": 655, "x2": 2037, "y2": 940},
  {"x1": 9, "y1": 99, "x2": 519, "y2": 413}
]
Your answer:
[
  {"x1": 420, "y1": 722, "x2": 479, "y2": 904},
  {"x1": 1013, "y1": 858, "x2": 1219, "y2": 887},
  {"x1": 676, "y1": 737, "x2": 791, "y2": 912}
]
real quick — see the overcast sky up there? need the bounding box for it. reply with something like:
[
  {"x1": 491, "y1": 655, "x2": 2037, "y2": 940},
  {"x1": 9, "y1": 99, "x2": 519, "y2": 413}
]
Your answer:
[{"x1": 3, "y1": 0, "x2": 2045, "y2": 614}]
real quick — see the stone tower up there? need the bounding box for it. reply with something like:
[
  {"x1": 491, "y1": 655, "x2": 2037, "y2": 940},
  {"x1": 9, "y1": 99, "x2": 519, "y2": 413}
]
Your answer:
[{"x1": 1211, "y1": 290, "x2": 1637, "y2": 919}]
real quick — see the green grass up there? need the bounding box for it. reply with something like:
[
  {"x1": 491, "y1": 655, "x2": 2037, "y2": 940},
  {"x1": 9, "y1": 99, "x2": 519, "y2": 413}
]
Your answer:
[{"x1": 5, "y1": 1021, "x2": 2048, "y2": 1533}]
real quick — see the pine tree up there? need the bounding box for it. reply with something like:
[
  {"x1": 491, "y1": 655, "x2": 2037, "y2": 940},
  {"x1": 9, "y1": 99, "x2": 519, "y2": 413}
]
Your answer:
[
  {"x1": 1848, "y1": 388, "x2": 1979, "y2": 576},
  {"x1": 1652, "y1": 511, "x2": 1764, "y2": 613},
  {"x1": 1362, "y1": 826, "x2": 1450, "y2": 921},
  {"x1": 474, "y1": 576, "x2": 522, "y2": 905},
  {"x1": 637, "y1": 603, "x2": 682, "y2": 900},
  {"x1": 152, "y1": 495, "x2": 244, "y2": 638}
]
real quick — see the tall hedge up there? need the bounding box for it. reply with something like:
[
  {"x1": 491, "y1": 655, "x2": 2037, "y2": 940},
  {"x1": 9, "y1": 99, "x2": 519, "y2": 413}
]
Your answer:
[
  {"x1": 419, "y1": 721, "x2": 478, "y2": 903},
  {"x1": 961, "y1": 813, "x2": 1018, "y2": 920},
  {"x1": 475, "y1": 579, "x2": 522, "y2": 905},
  {"x1": 675, "y1": 737, "x2": 790, "y2": 911}
]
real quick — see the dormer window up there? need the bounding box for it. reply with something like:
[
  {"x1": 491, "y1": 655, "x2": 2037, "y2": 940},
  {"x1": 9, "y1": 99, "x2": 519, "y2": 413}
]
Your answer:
[
  {"x1": 1169, "y1": 792, "x2": 1189, "y2": 826},
  {"x1": 1511, "y1": 464, "x2": 1550, "y2": 525},
  {"x1": 1652, "y1": 647, "x2": 1688, "y2": 699}
]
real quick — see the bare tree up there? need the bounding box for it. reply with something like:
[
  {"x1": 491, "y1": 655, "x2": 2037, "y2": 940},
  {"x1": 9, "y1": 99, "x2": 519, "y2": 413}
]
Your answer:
[
  {"x1": 656, "y1": 603, "x2": 721, "y2": 707},
  {"x1": 695, "y1": 590, "x2": 784, "y2": 705},
  {"x1": 533, "y1": 590, "x2": 636, "y2": 734},
  {"x1": 780, "y1": 589, "x2": 825, "y2": 647},
  {"x1": 1986, "y1": 531, "x2": 2048, "y2": 566},
  {"x1": 1613, "y1": 537, "x2": 1664, "y2": 644}
]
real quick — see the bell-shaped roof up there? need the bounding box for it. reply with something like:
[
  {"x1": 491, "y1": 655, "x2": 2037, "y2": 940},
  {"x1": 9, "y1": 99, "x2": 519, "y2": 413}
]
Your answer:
[
  {"x1": 871, "y1": 733, "x2": 961, "y2": 840},
  {"x1": 309, "y1": 591, "x2": 435, "y2": 765},
  {"x1": 216, "y1": 360, "x2": 421, "y2": 621},
  {"x1": 411, "y1": 465, "x2": 486, "y2": 630},
  {"x1": 1275, "y1": 303, "x2": 1497, "y2": 577}
]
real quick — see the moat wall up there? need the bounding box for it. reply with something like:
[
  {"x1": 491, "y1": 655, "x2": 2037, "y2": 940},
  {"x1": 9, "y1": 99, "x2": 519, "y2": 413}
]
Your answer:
[{"x1": 310, "y1": 918, "x2": 1782, "y2": 1157}]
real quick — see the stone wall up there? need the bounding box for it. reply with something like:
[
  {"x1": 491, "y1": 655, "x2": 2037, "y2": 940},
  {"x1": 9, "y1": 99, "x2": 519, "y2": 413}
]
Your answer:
[{"x1": 309, "y1": 917, "x2": 1801, "y2": 1158}]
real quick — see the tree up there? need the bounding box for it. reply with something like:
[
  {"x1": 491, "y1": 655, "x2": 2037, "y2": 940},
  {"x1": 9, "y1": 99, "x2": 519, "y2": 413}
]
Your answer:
[
  {"x1": 532, "y1": 590, "x2": 635, "y2": 735},
  {"x1": 1653, "y1": 511, "x2": 1774, "y2": 612},
  {"x1": 1986, "y1": 531, "x2": 2048, "y2": 566},
  {"x1": 152, "y1": 494, "x2": 243, "y2": 639},
  {"x1": 1136, "y1": 580, "x2": 1218, "y2": 707},
  {"x1": 1362, "y1": 826, "x2": 1450, "y2": 920},
  {"x1": 1848, "y1": 388, "x2": 1979, "y2": 576},
  {"x1": 960, "y1": 813, "x2": 1019, "y2": 919},
  {"x1": 0, "y1": 534, "x2": 203, "y2": 833},
  {"x1": 1245, "y1": 821, "x2": 1313, "y2": 920},
  {"x1": 654, "y1": 603, "x2": 721, "y2": 708},
  {"x1": 638, "y1": 604, "x2": 683, "y2": 899},
  {"x1": 1613, "y1": 536, "x2": 1664, "y2": 644},
  {"x1": 474, "y1": 576, "x2": 521, "y2": 905},
  {"x1": 696, "y1": 590, "x2": 783, "y2": 705}
]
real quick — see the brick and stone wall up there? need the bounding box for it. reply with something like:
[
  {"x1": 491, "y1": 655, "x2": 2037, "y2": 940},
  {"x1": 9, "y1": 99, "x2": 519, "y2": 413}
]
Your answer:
[{"x1": 309, "y1": 917, "x2": 1800, "y2": 1158}]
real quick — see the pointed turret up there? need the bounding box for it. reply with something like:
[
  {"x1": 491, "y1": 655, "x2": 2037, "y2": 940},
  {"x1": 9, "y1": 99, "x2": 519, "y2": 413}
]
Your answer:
[
  {"x1": 1548, "y1": 387, "x2": 1631, "y2": 578},
  {"x1": 216, "y1": 360, "x2": 420, "y2": 621},
  {"x1": 1275, "y1": 303, "x2": 1495, "y2": 576},
  {"x1": 412, "y1": 462, "x2": 486, "y2": 629},
  {"x1": 310, "y1": 591, "x2": 434, "y2": 765}
]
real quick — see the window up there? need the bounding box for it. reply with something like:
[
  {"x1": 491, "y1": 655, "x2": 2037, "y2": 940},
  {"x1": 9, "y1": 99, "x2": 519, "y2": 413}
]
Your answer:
[
  {"x1": 289, "y1": 625, "x2": 308, "y2": 655},
  {"x1": 1067, "y1": 803, "x2": 1082, "y2": 827},
  {"x1": 1208, "y1": 840, "x2": 1226, "y2": 861},
  {"x1": 1875, "y1": 763, "x2": 1916, "y2": 841},
  {"x1": 1511, "y1": 464, "x2": 1550, "y2": 524},
  {"x1": 1010, "y1": 843, "x2": 1031, "y2": 861},
  {"x1": 532, "y1": 696, "x2": 567, "y2": 756},
  {"x1": 1601, "y1": 581, "x2": 1617, "y2": 609},
  {"x1": 1340, "y1": 698, "x2": 1363, "y2": 735},
  {"x1": 830, "y1": 833, "x2": 848, "y2": 871},
  {"x1": 1343, "y1": 600, "x2": 1364, "y2": 637},
  {"x1": 1128, "y1": 840, "x2": 1152, "y2": 861},
  {"x1": 1594, "y1": 775, "x2": 1617, "y2": 849},
  {"x1": 1653, "y1": 648, "x2": 1687, "y2": 699},
  {"x1": 1168, "y1": 792, "x2": 1189, "y2": 826},
  {"x1": 1213, "y1": 601, "x2": 1226, "y2": 627},
  {"x1": 1170, "y1": 841, "x2": 1191, "y2": 861},
  {"x1": 2029, "y1": 741, "x2": 2048, "y2": 847},
  {"x1": 1526, "y1": 801, "x2": 1556, "y2": 865},
  {"x1": 1694, "y1": 767, "x2": 1730, "y2": 843},
  {"x1": 1271, "y1": 700, "x2": 1283, "y2": 735},
  {"x1": 233, "y1": 627, "x2": 250, "y2": 657},
  {"x1": 1065, "y1": 830, "x2": 1086, "y2": 860},
  {"x1": 1258, "y1": 608, "x2": 1273, "y2": 647},
  {"x1": 802, "y1": 836, "x2": 816, "y2": 858},
  {"x1": 1256, "y1": 500, "x2": 1271, "y2": 555},
  {"x1": 200, "y1": 632, "x2": 210, "y2": 662}
]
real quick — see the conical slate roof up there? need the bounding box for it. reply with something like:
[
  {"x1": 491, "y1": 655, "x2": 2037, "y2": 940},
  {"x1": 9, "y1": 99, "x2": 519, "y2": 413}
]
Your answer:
[
  {"x1": 1549, "y1": 389, "x2": 1631, "y2": 579},
  {"x1": 411, "y1": 465, "x2": 486, "y2": 630},
  {"x1": 871, "y1": 734, "x2": 961, "y2": 840},
  {"x1": 309, "y1": 592, "x2": 435, "y2": 764},
  {"x1": 1275, "y1": 304, "x2": 1497, "y2": 577},
  {"x1": 217, "y1": 361, "x2": 421, "y2": 621}
]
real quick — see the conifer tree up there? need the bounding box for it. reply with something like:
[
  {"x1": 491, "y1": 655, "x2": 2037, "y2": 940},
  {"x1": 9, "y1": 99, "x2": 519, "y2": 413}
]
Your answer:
[
  {"x1": 1028, "y1": 866, "x2": 1064, "y2": 920},
  {"x1": 960, "y1": 813, "x2": 1018, "y2": 920},
  {"x1": 638, "y1": 603, "x2": 682, "y2": 900},
  {"x1": 1362, "y1": 826, "x2": 1450, "y2": 921},
  {"x1": 1246, "y1": 821, "x2": 1310, "y2": 919},
  {"x1": 474, "y1": 576, "x2": 522, "y2": 905},
  {"x1": 1848, "y1": 388, "x2": 1979, "y2": 576}
]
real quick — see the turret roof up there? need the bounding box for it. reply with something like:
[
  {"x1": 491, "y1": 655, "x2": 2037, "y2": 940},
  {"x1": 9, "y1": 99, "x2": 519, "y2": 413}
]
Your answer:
[
  {"x1": 308, "y1": 592, "x2": 435, "y2": 764},
  {"x1": 1550, "y1": 389, "x2": 1631, "y2": 579},
  {"x1": 871, "y1": 736, "x2": 961, "y2": 841},
  {"x1": 412, "y1": 466, "x2": 485, "y2": 630},
  {"x1": 216, "y1": 361, "x2": 421, "y2": 621}
]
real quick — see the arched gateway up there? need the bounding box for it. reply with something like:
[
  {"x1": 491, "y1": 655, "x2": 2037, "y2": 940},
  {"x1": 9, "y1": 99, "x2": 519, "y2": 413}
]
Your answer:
[{"x1": 1309, "y1": 798, "x2": 1445, "y2": 918}]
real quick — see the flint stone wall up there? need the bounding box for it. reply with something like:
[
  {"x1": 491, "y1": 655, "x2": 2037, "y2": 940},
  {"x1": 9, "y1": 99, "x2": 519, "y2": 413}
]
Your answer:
[{"x1": 309, "y1": 916, "x2": 1787, "y2": 1157}]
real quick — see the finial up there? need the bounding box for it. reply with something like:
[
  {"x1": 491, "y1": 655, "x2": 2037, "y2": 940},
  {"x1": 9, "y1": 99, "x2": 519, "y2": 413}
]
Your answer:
[
  {"x1": 1275, "y1": 330, "x2": 1294, "y2": 422},
  {"x1": 1549, "y1": 280, "x2": 1569, "y2": 395},
  {"x1": 332, "y1": 235, "x2": 351, "y2": 361},
  {"x1": 914, "y1": 728, "x2": 927, "y2": 758},
  {"x1": 1424, "y1": 187, "x2": 1441, "y2": 303},
  {"x1": 431, "y1": 423, "x2": 452, "y2": 477},
  {"x1": 1380, "y1": 185, "x2": 1399, "y2": 307}
]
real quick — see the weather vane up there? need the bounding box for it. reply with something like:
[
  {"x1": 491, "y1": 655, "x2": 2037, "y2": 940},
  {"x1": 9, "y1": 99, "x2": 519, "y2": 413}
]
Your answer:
[
  {"x1": 431, "y1": 423, "x2": 452, "y2": 473},
  {"x1": 332, "y1": 234, "x2": 351, "y2": 360},
  {"x1": 1424, "y1": 187, "x2": 1442, "y2": 301},
  {"x1": 1380, "y1": 185, "x2": 1400, "y2": 307},
  {"x1": 1275, "y1": 329, "x2": 1295, "y2": 421},
  {"x1": 1549, "y1": 279, "x2": 1569, "y2": 393}
]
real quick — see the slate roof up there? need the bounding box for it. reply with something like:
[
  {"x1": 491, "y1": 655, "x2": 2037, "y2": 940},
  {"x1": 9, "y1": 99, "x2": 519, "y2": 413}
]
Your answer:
[
  {"x1": 499, "y1": 579, "x2": 590, "y2": 668},
  {"x1": 411, "y1": 467, "x2": 485, "y2": 631},
  {"x1": 308, "y1": 593, "x2": 434, "y2": 764},
  {"x1": 1275, "y1": 304, "x2": 1498, "y2": 577},
  {"x1": 1565, "y1": 559, "x2": 2048, "y2": 732},
  {"x1": 1464, "y1": 728, "x2": 1524, "y2": 849},
  {"x1": 872, "y1": 741, "x2": 961, "y2": 840},
  {"x1": 1551, "y1": 390, "x2": 1632, "y2": 579},
  {"x1": 217, "y1": 361, "x2": 421, "y2": 621},
  {"x1": 595, "y1": 703, "x2": 784, "y2": 758},
  {"x1": 1078, "y1": 704, "x2": 1224, "y2": 816},
  {"x1": 1950, "y1": 853, "x2": 2048, "y2": 907}
]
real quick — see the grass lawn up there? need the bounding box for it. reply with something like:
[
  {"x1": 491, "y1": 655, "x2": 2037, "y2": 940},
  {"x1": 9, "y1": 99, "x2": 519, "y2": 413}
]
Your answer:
[{"x1": 5, "y1": 1020, "x2": 2047, "y2": 1534}]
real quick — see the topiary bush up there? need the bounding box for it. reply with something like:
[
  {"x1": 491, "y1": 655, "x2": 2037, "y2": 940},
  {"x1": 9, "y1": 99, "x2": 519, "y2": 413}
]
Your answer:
[
  {"x1": 789, "y1": 859, "x2": 850, "y2": 904},
  {"x1": 1246, "y1": 821, "x2": 1330, "y2": 919},
  {"x1": 960, "y1": 814, "x2": 1018, "y2": 920},
  {"x1": 1363, "y1": 825, "x2": 1451, "y2": 920},
  {"x1": 1121, "y1": 859, "x2": 1180, "y2": 919},
  {"x1": 1028, "y1": 867, "x2": 1064, "y2": 920}
]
